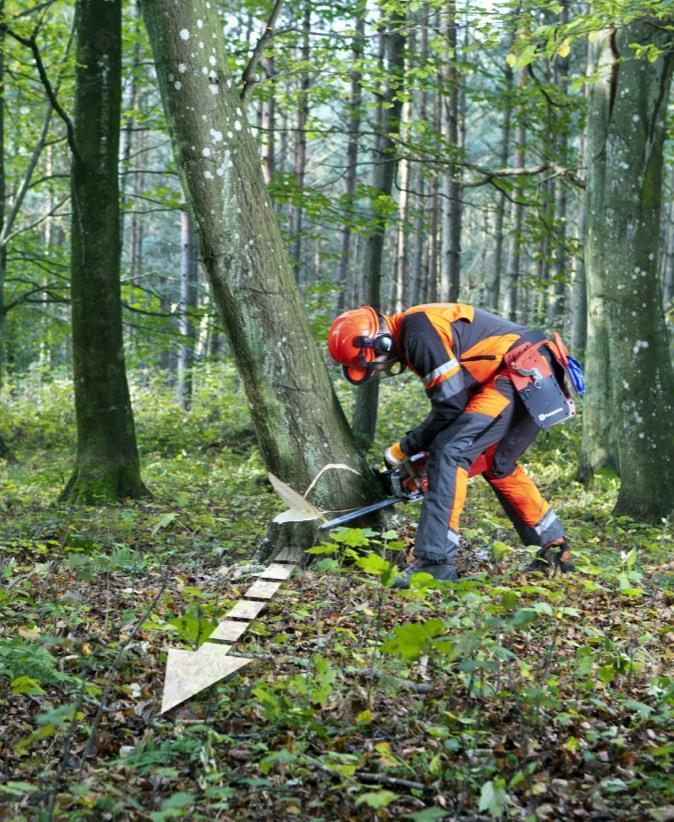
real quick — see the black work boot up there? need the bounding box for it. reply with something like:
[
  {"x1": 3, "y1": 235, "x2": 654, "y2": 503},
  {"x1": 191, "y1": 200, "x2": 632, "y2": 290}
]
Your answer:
[
  {"x1": 393, "y1": 557, "x2": 459, "y2": 590},
  {"x1": 525, "y1": 539, "x2": 575, "y2": 576}
]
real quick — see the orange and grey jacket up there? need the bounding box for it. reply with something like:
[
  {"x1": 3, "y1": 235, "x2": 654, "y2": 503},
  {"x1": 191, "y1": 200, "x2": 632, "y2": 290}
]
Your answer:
[{"x1": 385, "y1": 304, "x2": 532, "y2": 454}]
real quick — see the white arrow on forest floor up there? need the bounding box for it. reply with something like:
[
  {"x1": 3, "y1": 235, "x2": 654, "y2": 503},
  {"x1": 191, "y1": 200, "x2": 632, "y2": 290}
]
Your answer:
[
  {"x1": 160, "y1": 644, "x2": 254, "y2": 713},
  {"x1": 160, "y1": 559, "x2": 298, "y2": 713}
]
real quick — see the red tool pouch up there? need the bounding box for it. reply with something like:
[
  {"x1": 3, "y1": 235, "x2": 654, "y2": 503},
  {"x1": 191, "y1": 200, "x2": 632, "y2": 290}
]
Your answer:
[{"x1": 504, "y1": 337, "x2": 576, "y2": 428}]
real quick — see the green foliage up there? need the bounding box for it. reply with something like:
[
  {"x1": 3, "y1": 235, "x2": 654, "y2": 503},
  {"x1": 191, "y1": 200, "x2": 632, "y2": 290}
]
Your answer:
[
  {"x1": 253, "y1": 654, "x2": 337, "y2": 730},
  {"x1": 0, "y1": 638, "x2": 67, "y2": 686},
  {"x1": 381, "y1": 619, "x2": 446, "y2": 660},
  {"x1": 479, "y1": 778, "x2": 508, "y2": 818}
]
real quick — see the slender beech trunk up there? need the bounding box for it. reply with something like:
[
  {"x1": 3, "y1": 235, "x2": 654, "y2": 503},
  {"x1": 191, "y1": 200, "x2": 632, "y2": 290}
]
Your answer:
[
  {"x1": 393, "y1": 125, "x2": 409, "y2": 312},
  {"x1": 548, "y1": 0, "x2": 570, "y2": 326},
  {"x1": 504, "y1": 66, "x2": 527, "y2": 320},
  {"x1": 490, "y1": 60, "x2": 514, "y2": 310},
  {"x1": 583, "y1": 20, "x2": 674, "y2": 518},
  {"x1": 260, "y1": 54, "x2": 275, "y2": 184},
  {"x1": 535, "y1": 59, "x2": 554, "y2": 326},
  {"x1": 581, "y1": 32, "x2": 616, "y2": 479},
  {"x1": 178, "y1": 211, "x2": 199, "y2": 410},
  {"x1": 62, "y1": 0, "x2": 148, "y2": 503},
  {"x1": 0, "y1": 0, "x2": 9, "y2": 462},
  {"x1": 661, "y1": 165, "x2": 674, "y2": 311},
  {"x1": 337, "y1": 11, "x2": 365, "y2": 311},
  {"x1": 141, "y1": 0, "x2": 376, "y2": 528},
  {"x1": 352, "y1": 13, "x2": 405, "y2": 447},
  {"x1": 0, "y1": 0, "x2": 5, "y2": 390},
  {"x1": 570, "y1": 155, "x2": 587, "y2": 355},
  {"x1": 439, "y1": 2, "x2": 462, "y2": 302},
  {"x1": 407, "y1": 6, "x2": 429, "y2": 307},
  {"x1": 290, "y1": 3, "x2": 310, "y2": 283},
  {"x1": 572, "y1": 40, "x2": 592, "y2": 359}
]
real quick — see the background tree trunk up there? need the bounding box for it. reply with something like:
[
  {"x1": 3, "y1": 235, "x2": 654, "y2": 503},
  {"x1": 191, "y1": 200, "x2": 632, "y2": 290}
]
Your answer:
[
  {"x1": 441, "y1": 2, "x2": 462, "y2": 302},
  {"x1": 337, "y1": 11, "x2": 365, "y2": 312},
  {"x1": 504, "y1": 66, "x2": 527, "y2": 320},
  {"x1": 290, "y1": 3, "x2": 310, "y2": 284},
  {"x1": 0, "y1": 0, "x2": 6, "y2": 390},
  {"x1": 61, "y1": 0, "x2": 148, "y2": 503},
  {"x1": 141, "y1": 0, "x2": 376, "y2": 527},
  {"x1": 583, "y1": 21, "x2": 674, "y2": 518},
  {"x1": 351, "y1": 13, "x2": 405, "y2": 448},
  {"x1": 660, "y1": 165, "x2": 674, "y2": 311},
  {"x1": 178, "y1": 210, "x2": 198, "y2": 410},
  {"x1": 489, "y1": 59, "x2": 513, "y2": 311}
]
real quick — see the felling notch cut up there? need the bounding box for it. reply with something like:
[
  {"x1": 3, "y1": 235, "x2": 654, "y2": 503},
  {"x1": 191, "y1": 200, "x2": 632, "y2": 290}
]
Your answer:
[{"x1": 160, "y1": 559, "x2": 298, "y2": 713}]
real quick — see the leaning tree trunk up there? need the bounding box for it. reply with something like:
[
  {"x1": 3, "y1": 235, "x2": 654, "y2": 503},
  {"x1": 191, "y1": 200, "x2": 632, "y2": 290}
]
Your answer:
[
  {"x1": 351, "y1": 14, "x2": 405, "y2": 448},
  {"x1": 141, "y1": 0, "x2": 376, "y2": 530},
  {"x1": 584, "y1": 20, "x2": 674, "y2": 519},
  {"x1": 61, "y1": 0, "x2": 149, "y2": 503}
]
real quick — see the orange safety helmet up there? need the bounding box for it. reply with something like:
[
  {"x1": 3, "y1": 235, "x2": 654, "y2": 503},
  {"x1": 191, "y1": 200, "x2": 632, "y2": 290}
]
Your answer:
[{"x1": 327, "y1": 306, "x2": 395, "y2": 384}]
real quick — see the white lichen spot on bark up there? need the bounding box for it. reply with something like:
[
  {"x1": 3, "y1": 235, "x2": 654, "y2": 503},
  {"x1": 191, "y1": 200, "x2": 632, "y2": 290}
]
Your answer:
[
  {"x1": 180, "y1": 28, "x2": 190, "y2": 41},
  {"x1": 178, "y1": 63, "x2": 187, "y2": 73}
]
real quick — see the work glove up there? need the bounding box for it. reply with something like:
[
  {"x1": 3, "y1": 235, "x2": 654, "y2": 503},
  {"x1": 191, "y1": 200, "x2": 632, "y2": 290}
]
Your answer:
[{"x1": 384, "y1": 441, "x2": 406, "y2": 468}]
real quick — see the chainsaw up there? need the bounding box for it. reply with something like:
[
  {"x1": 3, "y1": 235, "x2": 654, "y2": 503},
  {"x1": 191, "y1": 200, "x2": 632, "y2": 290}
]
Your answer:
[
  {"x1": 319, "y1": 451, "x2": 429, "y2": 531},
  {"x1": 318, "y1": 444, "x2": 497, "y2": 532}
]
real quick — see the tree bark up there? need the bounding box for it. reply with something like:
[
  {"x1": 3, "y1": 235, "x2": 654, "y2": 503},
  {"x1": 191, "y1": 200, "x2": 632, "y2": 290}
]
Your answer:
[
  {"x1": 0, "y1": 0, "x2": 6, "y2": 390},
  {"x1": 337, "y1": 11, "x2": 365, "y2": 312},
  {"x1": 141, "y1": 0, "x2": 376, "y2": 526},
  {"x1": 504, "y1": 67, "x2": 527, "y2": 321},
  {"x1": 290, "y1": 3, "x2": 310, "y2": 284},
  {"x1": 583, "y1": 20, "x2": 674, "y2": 518},
  {"x1": 547, "y1": 0, "x2": 570, "y2": 327},
  {"x1": 581, "y1": 32, "x2": 618, "y2": 479},
  {"x1": 260, "y1": 53, "x2": 275, "y2": 184},
  {"x1": 351, "y1": 13, "x2": 405, "y2": 448},
  {"x1": 439, "y1": 3, "x2": 462, "y2": 302},
  {"x1": 490, "y1": 59, "x2": 513, "y2": 312},
  {"x1": 571, "y1": 114, "x2": 588, "y2": 357},
  {"x1": 178, "y1": 211, "x2": 199, "y2": 410},
  {"x1": 61, "y1": 0, "x2": 149, "y2": 504},
  {"x1": 660, "y1": 164, "x2": 674, "y2": 311}
]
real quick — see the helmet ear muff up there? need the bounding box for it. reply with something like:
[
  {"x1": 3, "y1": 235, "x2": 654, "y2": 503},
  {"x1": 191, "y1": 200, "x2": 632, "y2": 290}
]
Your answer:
[
  {"x1": 373, "y1": 333, "x2": 393, "y2": 356},
  {"x1": 353, "y1": 332, "x2": 394, "y2": 357}
]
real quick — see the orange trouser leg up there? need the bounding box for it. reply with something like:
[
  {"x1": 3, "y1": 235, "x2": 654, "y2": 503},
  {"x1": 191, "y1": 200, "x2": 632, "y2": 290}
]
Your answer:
[{"x1": 485, "y1": 464, "x2": 564, "y2": 546}]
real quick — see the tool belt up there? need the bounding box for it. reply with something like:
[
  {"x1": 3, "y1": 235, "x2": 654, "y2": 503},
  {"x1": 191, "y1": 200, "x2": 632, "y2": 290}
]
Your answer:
[{"x1": 504, "y1": 332, "x2": 578, "y2": 429}]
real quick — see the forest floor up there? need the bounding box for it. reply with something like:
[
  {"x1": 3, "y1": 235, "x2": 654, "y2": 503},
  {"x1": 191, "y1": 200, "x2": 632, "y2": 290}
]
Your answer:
[{"x1": 1, "y1": 365, "x2": 673, "y2": 820}]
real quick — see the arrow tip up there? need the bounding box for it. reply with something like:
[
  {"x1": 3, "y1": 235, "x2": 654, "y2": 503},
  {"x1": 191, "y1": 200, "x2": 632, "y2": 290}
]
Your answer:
[{"x1": 161, "y1": 645, "x2": 254, "y2": 713}]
